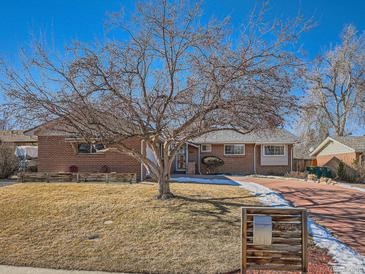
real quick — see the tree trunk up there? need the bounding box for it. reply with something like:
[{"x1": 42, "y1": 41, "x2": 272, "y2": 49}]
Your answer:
[{"x1": 156, "y1": 175, "x2": 174, "y2": 200}]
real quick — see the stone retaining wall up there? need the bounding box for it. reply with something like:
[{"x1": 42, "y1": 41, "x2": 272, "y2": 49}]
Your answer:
[{"x1": 17, "y1": 172, "x2": 137, "y2": 184}]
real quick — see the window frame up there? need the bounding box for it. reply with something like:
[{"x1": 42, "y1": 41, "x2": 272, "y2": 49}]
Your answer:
[
  {"x1": 223, "y1": 144, "x2": 245, "y2": 156},
  {"x1": 201, "y1": 144, "x2": 212, "y2": 153},
  {"x1": 77, "y1": 143, "x2": 105, "y2": 154},
  {"x1": 263, "y1": 145, "x2": 285, "y2": 157}
]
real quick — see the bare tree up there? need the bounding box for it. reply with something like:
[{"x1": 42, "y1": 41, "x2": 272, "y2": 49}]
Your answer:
[
  {"x1": 1, "y1": 0, "x2": 309, "y2": 199},
  {"x1": 303, "y1": 25, "x2": 365, "y2": 137}
]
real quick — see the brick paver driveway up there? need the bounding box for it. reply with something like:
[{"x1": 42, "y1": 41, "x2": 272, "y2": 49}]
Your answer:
[{"x1": 231, "y1": 176, "x2": 365, "y2": 256}]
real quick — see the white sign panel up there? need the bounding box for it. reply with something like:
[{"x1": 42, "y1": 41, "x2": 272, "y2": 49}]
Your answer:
[{"x1": 253, "y1": 215, "x2": 272, "y2": 245}]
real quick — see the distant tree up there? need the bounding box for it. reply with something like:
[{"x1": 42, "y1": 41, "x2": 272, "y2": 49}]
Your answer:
[
  {"x1": 302, "y1": 25, "x2": 365, "y2": 137},
  {"x1": 1, "y1": 0, "x2": 310, "y2": 199}
]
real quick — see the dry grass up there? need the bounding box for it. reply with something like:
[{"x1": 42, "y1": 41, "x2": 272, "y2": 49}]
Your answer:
[{"x1": 0, "y1": 182, "x2": 259, "y2": 273}]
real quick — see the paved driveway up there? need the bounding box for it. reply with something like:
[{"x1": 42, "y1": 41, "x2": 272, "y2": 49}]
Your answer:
[{"x1": 231, "y1": 176, "x2": 365, "y2": 256}]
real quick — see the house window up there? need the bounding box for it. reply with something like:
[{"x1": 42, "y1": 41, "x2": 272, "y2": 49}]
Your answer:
[
  {"x1": 224, "y1": 144, "x2": 245, "y2": 155},
  {"x1": 201, "y1": 144, "x2": 212, "y2": 152},
  {"x1": 263, "y1": 145, "x2": 285, "y2": 156},
  {"x1": 78, "y1": 143, "x2": 105, "y2": 154}
]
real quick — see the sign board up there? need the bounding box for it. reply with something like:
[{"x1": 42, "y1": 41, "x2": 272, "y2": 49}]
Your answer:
[{"x1": 241, "y1": 207, "x2": 308, "y2": 273}]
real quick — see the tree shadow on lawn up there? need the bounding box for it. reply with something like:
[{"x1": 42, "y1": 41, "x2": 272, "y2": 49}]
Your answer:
[{"x1": 169, "y1": 194, "x2": 258, "y2": 226}]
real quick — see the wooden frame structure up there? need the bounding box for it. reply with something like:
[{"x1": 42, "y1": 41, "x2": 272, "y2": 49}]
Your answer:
[{"x1": 241, "y1": 207, "x2": 308, "y2": 273}]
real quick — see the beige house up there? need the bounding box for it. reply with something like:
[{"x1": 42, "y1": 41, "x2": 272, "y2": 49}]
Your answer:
[
  {"x1": 310, "y1": 136, "x2": 365, "y2": 176},
  {"x1": 0, "y1": 130, "x2": 38, "y2": 147}
]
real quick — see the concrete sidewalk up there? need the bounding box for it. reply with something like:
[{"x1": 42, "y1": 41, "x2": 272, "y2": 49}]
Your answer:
[{"x1": 0, "y1": 265, "x2": 126, "y2": 274}]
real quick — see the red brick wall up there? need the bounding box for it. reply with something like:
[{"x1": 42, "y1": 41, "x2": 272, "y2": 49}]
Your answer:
[
  {"x1": 198, "y1": 144, "x2": 292, "y2": 175},
  {"x1": 38, "y1": 136, "x2": 143, "y2": 181},
  {"x1": 316, "y1": 152, "x2": 358, "y2": 176},
  {"x1": 255, "y1": 144, "x2": 293, "y2": 175},
  {"x1": 317, "y1": 152, "x2": 357, "y2": 167},
  {"x1": 200, "y1": 144, "x2": 255, "y2": 174}
]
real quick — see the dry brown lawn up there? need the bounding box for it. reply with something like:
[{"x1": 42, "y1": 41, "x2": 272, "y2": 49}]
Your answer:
[{"x1": 0, "y1": 182, "x2": 259, "y2": 273}]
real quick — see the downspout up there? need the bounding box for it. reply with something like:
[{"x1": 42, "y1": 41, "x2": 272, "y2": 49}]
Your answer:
[
  {"x1": 290, "y1": 145, "x2": 293, "y2": 172},
  {"x1": 253, "y1": 143, "x2": 257, "y2": 174},
  {"x1": 140, "y1": 140, "x2": 144, "y2": 181},
  {"x1": 198, "y1": 144, "x2": 201, "y2": 175},
  {"x1": 185, "y1": 143, "x2": 188, "y2": 175}
]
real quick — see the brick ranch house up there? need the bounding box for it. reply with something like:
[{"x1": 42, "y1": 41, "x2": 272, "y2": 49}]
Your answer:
[
  {"x1": 25, "y1": 123, "x2": 297, "y2": 181},
  {"x1": 310, "y1": 136, "x2": 365, "y2": 176}
]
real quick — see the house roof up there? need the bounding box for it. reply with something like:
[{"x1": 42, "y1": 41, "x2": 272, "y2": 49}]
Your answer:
[
  {"x1": 331, "y1": 136, "x2": 365, "y2": 152},
  {"x1": 310, "y1": 136, "x2": 365, "y2": 156},
  {"x1": 191, "y1": 129, "x2": 297, "y2": 144},
  {"x1": 0, "y1": 130, "x2": 38, "y2": 143}
]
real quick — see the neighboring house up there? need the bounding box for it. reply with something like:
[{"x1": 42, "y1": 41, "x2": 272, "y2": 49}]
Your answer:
[
  {"x1": 310, "y1": 136, "x2": 365, "y2": 176},
  {"x1": 0, "y1": 130, "x2": 37, "y2": 147},
  {"x1": 26, "y1": 122, "x2": 297, "y2": 181},
  {"x1": 0, "y1": 130, "x2": 38, "y2": 172}
]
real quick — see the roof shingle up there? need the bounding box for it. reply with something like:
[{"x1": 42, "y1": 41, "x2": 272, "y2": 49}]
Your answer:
[{"x1": 191, "y1": 129, "x2": 297, "y2": 144}]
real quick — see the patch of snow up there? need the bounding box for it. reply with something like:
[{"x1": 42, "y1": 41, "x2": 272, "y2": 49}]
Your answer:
[
  {"x1": 308, "y1": 219, "x2": 365, "y2": 273},
  {"x1": 172, "y1": 176, "x2": 365, "y2": 274},
  {"x1": 338, "y1": 183, "x2": 365, "y2": 193}
]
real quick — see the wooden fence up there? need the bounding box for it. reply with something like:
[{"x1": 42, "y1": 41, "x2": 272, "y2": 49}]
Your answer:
[
  {"x1": 18, "y1": 172, "x2": 137, "y2": 184},
  {"x1": 241, "y1": 207, "x2": 308, "y2": 273}
]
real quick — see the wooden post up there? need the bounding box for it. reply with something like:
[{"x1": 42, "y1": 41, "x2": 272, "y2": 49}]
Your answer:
[
  {"x1": 241, "y1": 208, "x2": 247, "y2": 274},
  {"x1": 301, "y1": 209, "x2": 308, "y2": 273}
]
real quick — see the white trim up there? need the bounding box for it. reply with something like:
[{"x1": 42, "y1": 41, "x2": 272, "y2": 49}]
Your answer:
[
  {"x1": 223, "y1": 144, "x2": 245, "y2": 156},
  {"x1": 262, "y1": 145, "x2": 285, "y2": 157},
  {"x1": 200, "y1": 144, "x2": 212, "y2": 153}
]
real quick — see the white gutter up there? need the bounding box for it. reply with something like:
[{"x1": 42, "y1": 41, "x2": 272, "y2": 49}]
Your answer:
[{"x1": 253, "y1": 143, "x2": 257, "y2": 174}]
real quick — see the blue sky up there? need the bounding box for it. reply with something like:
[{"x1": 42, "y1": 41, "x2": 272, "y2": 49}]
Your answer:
[
  {"x1": 1, "y1": 0, "x2": 364, "y2": 61},
  {"x1": 0, "y1": 0, "x2": 365, "y2": 133}
]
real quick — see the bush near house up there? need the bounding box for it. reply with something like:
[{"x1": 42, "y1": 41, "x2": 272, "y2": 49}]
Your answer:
[
  {"x1": 201, "y1": 156, "x2": 224, "y2": 174},
  {"x1": 0, "y1": 144, "x2": 19, "y2": 179}
]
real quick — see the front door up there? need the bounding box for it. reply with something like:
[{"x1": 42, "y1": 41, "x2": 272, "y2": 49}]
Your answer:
[{"x1": 176, "y1": 144, "x2": 187, "y2": 171}]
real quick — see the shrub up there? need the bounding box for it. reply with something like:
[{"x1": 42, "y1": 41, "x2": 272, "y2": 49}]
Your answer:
[
  {"x1": 337, "y1": 161, "x2": 347, "y2": 181},
  {"x1": 201, "y1": 156, "x2": 224, "y2": 174},
  {"x1": 352, "y1": 159, "x2": 365, "y2": 182},
  {"x1": 100, "y1": 165, "x2": 111, "y2": 173},
  {"x1": 0, "y1": 145, "x2": 19, "y2": 179},
  {"x1": 69, "y1": 165, "x2": 79, "y2": 173}
]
